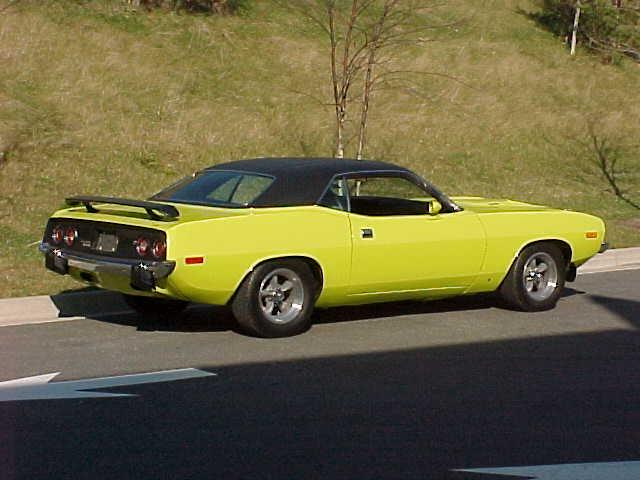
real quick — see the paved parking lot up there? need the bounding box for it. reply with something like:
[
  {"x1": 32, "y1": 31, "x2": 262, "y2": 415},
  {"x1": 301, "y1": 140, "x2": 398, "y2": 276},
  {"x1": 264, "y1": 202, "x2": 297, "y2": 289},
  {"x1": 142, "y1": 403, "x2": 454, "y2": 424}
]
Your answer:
[{"x1": 1, "y1": 269, "x2": 639, "y2": 479}]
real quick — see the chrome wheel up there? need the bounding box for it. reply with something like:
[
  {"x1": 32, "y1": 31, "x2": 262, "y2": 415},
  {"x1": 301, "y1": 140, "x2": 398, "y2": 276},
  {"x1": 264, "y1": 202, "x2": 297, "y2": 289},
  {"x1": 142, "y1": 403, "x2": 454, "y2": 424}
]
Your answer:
[
  {"x1": 522, "y1": 252, "x2": 558, "y2": 302},
  {"x1": 258, "y1": 268, "x2": 305, "y2": 324}
]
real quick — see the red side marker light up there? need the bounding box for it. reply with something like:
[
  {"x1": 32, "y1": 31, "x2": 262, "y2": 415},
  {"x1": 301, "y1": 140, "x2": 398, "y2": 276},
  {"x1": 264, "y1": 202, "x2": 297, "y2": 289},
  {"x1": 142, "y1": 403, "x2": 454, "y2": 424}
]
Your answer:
[
  {"x1": 585, "y1": 232, "x2": 598, "y2": 239},
  {"x1": 185, "y1": 256, "x2": 204, "y2": 265}
]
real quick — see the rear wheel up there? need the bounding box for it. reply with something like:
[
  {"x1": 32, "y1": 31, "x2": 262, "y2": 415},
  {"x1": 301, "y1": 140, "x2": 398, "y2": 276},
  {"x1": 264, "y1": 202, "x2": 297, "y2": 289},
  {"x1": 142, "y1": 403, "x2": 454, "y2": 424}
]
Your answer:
[
  {"x1": 231, "y1": 259, "x2": 318, "y2": 338},
  {"x1": 499, "y1": 243, "x2": 566, "y2": 311},
  {"x1": 123, "y1": 294, "x2": 188, "y2": 319}
]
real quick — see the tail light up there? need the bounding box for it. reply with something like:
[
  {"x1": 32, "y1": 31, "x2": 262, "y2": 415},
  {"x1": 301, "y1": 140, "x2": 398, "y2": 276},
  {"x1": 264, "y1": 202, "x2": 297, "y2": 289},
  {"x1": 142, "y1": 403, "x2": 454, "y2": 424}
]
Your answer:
[
  {"x1": 51, "y1": 226, "x2": 64, "y2": 245},
  {"x1": 152, "y1": 240, "x2": 166, "y2": 259},
  {"x1": 64, "y1": 227, "x2": 77, "y2": 247},
  {"x1": 135, "y1": 237, "x2": 150, "y2": 257}
]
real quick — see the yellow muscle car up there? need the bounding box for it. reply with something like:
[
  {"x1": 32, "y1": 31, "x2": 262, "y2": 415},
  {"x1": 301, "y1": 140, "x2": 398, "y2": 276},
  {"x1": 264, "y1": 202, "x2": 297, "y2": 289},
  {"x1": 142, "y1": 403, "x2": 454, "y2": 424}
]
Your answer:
[{"x1": 40, "y1": 158, "x2": 606, "y2": 337}]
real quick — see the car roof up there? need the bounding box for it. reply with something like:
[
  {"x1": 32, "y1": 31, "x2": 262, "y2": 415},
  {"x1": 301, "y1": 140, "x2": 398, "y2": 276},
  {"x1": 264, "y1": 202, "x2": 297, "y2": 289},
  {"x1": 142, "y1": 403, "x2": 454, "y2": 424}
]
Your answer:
[{"x1": 205, "y1": 157, "x2": 413, "y2": 207}]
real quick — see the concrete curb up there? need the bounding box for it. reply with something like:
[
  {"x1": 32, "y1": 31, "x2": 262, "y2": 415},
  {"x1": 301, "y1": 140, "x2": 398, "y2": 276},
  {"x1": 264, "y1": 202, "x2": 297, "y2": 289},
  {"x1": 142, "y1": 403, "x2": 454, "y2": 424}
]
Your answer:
[
  {"x1": 577, "y1": 247, "x2": 640, "y2": 274},
  {"x1": 1, "y1": 247, "x2": 639, "y2": 327},
  {"x1": 0, "y1": 290, "x2": 131, "y2": 327}
]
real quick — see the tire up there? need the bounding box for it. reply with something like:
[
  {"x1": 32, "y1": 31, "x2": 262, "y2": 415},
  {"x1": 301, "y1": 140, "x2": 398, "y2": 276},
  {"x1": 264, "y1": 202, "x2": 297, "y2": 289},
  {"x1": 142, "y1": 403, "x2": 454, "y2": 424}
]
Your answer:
[
  {"x1": 231, "y1": 259, "x2": 318, "y2": 338},
  {"x1": 123, "y1": 294, "x2": 188, "y2": 319},
  {"x1": 499, "y1": 243, "x2": 566, "y2": 312}
]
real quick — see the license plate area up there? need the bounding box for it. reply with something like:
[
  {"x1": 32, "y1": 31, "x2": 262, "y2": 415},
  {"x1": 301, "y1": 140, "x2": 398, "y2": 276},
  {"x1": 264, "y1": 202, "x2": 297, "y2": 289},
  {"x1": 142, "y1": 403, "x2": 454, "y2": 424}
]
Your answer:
[{"x1": 95, "y1": 232, "x2": 119, "y2": 253}]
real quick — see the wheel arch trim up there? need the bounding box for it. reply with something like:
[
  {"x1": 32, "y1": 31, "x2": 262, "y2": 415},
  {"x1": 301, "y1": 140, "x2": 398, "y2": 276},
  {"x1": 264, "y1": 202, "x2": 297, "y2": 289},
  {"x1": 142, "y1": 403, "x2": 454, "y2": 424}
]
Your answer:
[
  {"x1": 515, "y1": 238, "x2": 573, "y2": 265},
  {"x1": 228, "y1": 254, "x2": 325, "y2": 305},
  {"x1": 498, "y1": 237, "x2": 573, "y2": 288}
]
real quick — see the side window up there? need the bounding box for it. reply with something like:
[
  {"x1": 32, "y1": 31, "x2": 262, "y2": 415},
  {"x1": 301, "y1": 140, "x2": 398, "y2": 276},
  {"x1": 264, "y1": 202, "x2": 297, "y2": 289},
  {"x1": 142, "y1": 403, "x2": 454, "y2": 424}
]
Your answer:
[
  {"x1": 347, "y1": 176, "x2": 431, "y2": 216},
  {"x1": 347, "y1": 177, "x2": 427, "y2": 200},
  {"x1": 153, "y1": 171, "x2": 274, "y2": 207},
  {"x1": 207, "y1": 176, "x2": 241, "y2": 203},
  {"x1": 318, "y1": 177, "x2": 349, "y2": 211},
  {"x1": 205, "y1": 174, "x2": 272, "y2": 206},
  {"x1": 230, "y1": 175, "x2": 273, "y2": 205}
]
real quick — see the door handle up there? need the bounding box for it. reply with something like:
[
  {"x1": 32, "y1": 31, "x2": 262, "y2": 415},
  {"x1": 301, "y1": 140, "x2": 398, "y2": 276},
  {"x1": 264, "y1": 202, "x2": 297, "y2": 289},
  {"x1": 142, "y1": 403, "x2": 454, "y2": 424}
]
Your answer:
[{"x1": 361, "y1": 228, "x2": 374, "y2": 239}]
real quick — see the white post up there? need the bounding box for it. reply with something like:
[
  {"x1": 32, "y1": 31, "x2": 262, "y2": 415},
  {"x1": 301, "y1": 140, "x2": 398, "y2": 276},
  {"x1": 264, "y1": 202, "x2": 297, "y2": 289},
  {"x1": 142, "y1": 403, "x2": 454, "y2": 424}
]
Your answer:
[{"x1": 570, "y1": 1, "x2": 582, "y2": 56}]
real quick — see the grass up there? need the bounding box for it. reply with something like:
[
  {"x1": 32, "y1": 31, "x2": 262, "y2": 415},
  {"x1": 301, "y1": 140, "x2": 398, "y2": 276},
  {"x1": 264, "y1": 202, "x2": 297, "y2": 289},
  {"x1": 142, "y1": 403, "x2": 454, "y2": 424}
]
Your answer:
[{"x1": 0, "y1": 0, "x2": 638, "y2": 298}]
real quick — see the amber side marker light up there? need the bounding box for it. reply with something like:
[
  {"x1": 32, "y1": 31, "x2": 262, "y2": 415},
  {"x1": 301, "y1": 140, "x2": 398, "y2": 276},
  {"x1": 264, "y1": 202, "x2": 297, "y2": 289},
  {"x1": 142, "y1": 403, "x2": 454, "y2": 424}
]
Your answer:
[
  {"x1": 185, "y1": 256, "x2": 204, "y2": 265},
  {"x1": 585, "y1": 232, "x2": 598, "y2": 239}
]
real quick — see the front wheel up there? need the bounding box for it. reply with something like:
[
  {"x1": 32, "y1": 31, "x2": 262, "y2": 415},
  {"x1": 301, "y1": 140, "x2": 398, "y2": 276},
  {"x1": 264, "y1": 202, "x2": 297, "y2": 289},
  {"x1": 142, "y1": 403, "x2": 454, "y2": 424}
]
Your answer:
[
  {"x1": 499, "y1": 243, "x2": 566, "y2": 311},
  {"x1": 231, "y1": 259, "x2": 318, "y2": 338}
]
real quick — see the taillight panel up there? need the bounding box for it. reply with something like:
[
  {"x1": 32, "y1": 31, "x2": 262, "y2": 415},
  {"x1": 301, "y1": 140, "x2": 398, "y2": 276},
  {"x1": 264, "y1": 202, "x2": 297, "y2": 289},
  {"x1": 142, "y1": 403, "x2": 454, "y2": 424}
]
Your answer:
[{"x1": 43, "y1": 219, "x2": 168, "y2": 261}]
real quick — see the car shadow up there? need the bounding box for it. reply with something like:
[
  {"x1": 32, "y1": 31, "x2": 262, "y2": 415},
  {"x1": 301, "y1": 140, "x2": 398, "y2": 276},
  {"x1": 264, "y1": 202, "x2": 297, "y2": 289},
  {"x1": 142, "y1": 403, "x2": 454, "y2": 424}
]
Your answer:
[
  {"x1": 313, "y1": 293, "x2": 497, "y2": 326},
  {"x1": 47, "y1": 286, "x2": 599, "y2": 335},
  {"x1": 104, "y1": 306, "x2": 239, "y2": 333},
  {"x1": 49, "y1": 290, "x2": 237, "y2": 333},
  {"x1": 49, "y1": 289, "x2": 499, "y2": 334}
]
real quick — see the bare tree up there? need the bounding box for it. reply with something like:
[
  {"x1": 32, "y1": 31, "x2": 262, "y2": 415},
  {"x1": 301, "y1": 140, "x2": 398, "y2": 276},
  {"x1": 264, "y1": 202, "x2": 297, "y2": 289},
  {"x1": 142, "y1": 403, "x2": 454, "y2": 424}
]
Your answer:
[
  {"x1": 355, "y1": 0, "x2": 396, "y2": 160},
  {"x1": 283, "y1": 0, "x2": 454, "y2": 159},
  {"x1": 570, "y1": 0, "x2": 582, "y2": 55},
  {"x1": 584, "y1": 122, "x2": 639, "y2": 209}
]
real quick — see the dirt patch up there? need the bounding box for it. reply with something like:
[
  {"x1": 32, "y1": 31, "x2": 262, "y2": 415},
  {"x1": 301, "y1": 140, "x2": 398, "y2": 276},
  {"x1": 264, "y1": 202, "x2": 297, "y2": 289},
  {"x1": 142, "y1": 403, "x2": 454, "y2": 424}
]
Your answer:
[{"x1": 620, "y1": 218, "x2": 640, "y2": 230}]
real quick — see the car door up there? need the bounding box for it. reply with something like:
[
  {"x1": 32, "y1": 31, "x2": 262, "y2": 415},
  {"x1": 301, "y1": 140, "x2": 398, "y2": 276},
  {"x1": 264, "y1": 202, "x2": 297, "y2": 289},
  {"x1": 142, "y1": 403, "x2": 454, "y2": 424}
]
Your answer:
[{"x1": 344, "y1": 174, "x2": 486, "y2": 300}]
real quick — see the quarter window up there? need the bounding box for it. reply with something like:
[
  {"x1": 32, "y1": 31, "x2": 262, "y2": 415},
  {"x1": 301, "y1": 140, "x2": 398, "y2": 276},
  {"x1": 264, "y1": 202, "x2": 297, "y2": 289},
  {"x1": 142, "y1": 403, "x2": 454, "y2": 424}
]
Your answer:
[
  {"x1": 152, "y1": 171, "x2": 273, "y2": 207},
  {"x1": 318, "y1": 178, "x2": 349, "y2": 211}
]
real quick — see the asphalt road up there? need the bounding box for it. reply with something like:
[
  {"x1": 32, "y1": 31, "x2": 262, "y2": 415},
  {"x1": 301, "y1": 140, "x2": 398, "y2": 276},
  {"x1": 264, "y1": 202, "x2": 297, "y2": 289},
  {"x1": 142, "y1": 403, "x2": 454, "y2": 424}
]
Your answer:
[{"x1": 1, "y1": 270, "x2": 639, "y2": 479}]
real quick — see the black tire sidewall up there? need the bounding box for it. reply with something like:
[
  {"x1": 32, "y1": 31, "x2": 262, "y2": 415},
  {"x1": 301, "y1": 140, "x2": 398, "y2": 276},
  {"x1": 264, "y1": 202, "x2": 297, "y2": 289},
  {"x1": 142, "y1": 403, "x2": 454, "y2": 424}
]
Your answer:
[
  {"x1": 502, "y1": 243, "x2": 566, "y2": 311},
  {"x1": 238, "y1": 259, "x2": 317, "y2": 337}
]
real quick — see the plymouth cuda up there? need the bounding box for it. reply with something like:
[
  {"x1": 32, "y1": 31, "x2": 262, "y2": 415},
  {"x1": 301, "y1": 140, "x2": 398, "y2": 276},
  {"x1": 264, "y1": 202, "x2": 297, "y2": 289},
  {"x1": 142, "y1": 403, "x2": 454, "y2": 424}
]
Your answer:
[{"x1": 40, "y1": 158, "x2": 606, "y2": 337}]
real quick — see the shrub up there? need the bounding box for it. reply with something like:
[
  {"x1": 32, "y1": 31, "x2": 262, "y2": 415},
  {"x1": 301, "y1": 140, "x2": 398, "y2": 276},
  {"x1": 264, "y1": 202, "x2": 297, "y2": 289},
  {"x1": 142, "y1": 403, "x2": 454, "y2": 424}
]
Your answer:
[
  {"x1": 532, "y1": 0, "x2": 640, "y2": 62},
  {"x1": 128, "y1": 0, "x2": 249, "y2": 14}
]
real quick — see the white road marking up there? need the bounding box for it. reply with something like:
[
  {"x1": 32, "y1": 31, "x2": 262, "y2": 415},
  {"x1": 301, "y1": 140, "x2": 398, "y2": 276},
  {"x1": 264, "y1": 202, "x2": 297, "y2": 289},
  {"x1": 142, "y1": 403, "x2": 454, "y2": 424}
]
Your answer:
[
  {"x1": 0, "y1": 315, "x2": 86, "y2": 328},
  {"x1": 0, "y1": 368, "x2": 216, "y2": 402},
  {"x1": 455, "y1": 461, "x2": 640, "y2": 479}
]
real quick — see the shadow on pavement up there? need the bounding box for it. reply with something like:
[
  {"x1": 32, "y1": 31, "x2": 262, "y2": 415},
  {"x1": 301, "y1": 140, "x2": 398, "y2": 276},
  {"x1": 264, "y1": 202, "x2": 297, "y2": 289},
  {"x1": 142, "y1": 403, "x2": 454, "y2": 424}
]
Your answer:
[
  {"x1": 589, "y1": 294, "x2": 640, "y2": 329},
  {"x1": 49, "y1": 288, "x2": 501, "y2": 333},
  {"x1": 5, "y1": 272, "x2": 640, "y2": 479},
  {"x1": 314, "y1": 293, "x2": 496, "y2": 325},
  {"x1": 2, "y1": 327, "x2": 640, "y2": 479},
  {"x1": 48, "y1": 286, "x2": 635, "y2": 336}
]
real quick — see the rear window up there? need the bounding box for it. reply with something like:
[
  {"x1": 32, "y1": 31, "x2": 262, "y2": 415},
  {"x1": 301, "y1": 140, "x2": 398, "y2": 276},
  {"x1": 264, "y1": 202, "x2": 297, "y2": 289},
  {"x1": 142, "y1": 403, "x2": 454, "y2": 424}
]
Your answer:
[{"x1": 152, "y1": 171, "x2": 274, "y2": 207}]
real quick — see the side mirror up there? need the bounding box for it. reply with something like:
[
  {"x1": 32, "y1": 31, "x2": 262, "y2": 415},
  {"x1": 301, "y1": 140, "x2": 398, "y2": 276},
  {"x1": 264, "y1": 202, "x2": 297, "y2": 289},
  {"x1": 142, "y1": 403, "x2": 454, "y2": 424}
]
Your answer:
[{"x1": 429, "y1": 200, "x2": 442, "y2": 216}]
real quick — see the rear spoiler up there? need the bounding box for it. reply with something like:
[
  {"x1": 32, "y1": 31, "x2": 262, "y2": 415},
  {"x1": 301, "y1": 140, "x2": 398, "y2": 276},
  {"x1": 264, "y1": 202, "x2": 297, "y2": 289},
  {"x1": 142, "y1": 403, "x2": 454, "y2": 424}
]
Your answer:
[{"x1": 66, "y1": 196, "x2": 179, "y2": 221}]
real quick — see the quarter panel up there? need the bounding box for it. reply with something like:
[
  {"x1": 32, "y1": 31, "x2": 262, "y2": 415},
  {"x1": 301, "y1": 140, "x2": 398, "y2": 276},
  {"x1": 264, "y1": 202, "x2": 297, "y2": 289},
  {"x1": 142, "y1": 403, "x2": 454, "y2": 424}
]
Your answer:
[{"x1": 165, "y1": 206, "x2": 352, "y2": 306}]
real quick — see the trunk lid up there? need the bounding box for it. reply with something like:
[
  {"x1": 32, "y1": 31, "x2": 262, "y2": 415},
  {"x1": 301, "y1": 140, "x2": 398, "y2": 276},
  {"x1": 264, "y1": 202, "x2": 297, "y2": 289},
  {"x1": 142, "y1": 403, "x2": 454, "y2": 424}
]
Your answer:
[{"x1": 51, "y1": 201, "x2": 250, "y2": 230}]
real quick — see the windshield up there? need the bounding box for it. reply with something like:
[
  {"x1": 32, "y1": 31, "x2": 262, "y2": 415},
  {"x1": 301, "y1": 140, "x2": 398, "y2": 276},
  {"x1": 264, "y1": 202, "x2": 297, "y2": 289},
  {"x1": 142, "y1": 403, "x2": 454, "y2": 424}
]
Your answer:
[{"x1": 151, "y1": 170, "x2": 274, "y2": 207}]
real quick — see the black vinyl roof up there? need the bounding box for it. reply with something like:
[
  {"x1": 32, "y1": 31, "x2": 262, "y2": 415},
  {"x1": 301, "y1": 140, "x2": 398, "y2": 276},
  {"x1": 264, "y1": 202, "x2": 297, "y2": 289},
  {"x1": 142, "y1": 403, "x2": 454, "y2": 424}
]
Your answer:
[{"x1": 206, "y1": 157, "x2": 414, "y2": 207}]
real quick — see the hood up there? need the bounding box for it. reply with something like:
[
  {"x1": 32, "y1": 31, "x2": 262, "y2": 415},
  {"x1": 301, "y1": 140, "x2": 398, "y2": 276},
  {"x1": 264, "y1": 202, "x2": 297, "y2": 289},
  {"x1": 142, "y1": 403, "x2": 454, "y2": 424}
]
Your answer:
[{"x1": 451, "y1": 196, "x2": 559, "y2": 214}]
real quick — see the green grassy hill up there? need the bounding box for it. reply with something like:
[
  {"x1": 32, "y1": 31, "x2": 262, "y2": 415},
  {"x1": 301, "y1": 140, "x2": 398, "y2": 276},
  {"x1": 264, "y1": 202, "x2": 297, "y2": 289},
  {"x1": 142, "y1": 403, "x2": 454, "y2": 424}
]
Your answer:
[{"x1": 1, "y1": 0, "x2": 638, "y2": 298}]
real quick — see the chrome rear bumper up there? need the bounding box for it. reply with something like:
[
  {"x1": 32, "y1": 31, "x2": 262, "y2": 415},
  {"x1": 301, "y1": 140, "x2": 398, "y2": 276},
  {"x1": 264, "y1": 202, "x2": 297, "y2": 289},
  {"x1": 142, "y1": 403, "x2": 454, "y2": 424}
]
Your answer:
[{"x1": 39, "y1": 242, "x2": 175, "y2": 290}]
